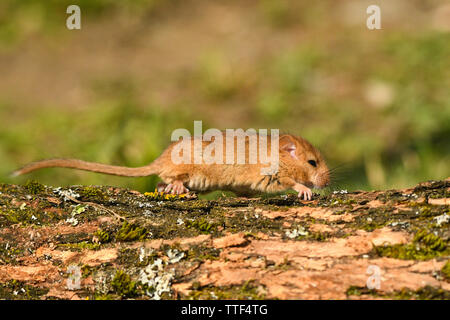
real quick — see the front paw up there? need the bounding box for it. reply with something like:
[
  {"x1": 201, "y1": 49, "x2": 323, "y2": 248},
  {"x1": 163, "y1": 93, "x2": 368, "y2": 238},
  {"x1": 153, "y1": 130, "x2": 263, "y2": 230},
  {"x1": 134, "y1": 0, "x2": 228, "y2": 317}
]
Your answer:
[{"x1": 293, "y1": 183, "x2": 312, "y2": 201}]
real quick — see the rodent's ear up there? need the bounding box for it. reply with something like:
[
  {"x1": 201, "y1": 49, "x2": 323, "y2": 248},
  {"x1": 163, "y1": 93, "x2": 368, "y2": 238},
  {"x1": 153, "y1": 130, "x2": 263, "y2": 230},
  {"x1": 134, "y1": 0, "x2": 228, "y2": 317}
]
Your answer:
[{"x1": 279, "y1": 135, "x2": 298, "y2": 160}]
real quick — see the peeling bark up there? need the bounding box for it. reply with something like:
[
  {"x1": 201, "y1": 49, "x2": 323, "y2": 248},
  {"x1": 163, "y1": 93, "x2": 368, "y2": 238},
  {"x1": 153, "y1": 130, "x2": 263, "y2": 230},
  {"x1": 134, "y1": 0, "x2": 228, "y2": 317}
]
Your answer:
[{"x1": 0, "y1": 179, "x2": 448, "y2": 300}]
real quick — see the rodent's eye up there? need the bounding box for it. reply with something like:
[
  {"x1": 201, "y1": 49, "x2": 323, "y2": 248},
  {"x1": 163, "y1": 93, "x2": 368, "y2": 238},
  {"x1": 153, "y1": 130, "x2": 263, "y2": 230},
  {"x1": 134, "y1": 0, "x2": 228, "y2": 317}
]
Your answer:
[{"x1": 308, "y1": 160, "x2": 317, "y2": 167}]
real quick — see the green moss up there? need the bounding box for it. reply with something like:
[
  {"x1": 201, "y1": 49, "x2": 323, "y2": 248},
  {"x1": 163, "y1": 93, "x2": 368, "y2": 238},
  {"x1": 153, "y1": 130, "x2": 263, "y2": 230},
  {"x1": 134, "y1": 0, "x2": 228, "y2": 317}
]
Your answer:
[
  {"x1": 308, "y1": 231, "x2": 329, "y2": 241},
  {"x1": 332, "y1": 209, "x2": 347, "y2": 215},
  {"x1": 413, "y1": 229, "x2": 447, "y2": 251},
  {"x1": 428, "y1": 191, "x2": 450, "y2": 199},
  {"x1": 94, "y1": 228, "x2": 112, "y2": 244},
  {"x1": 116, "y1": 248, "x2": 158, "y2": 267},
  {"x1": 185, "y1": 217, "x2": 216, "y2": 234},
  {"x1": 56, "y1": 232, "x2": 90, "y2": 244},
  {"x1": 24, "y1": 180, "x2": 45, "y2": 195},
  {"x1": 220, "y1": 210, "x2": 282, "y2": 235},
  {"x1": 414, "y1": 181, "x2": 450, "y2": 199},
  {"x1": 165, "y1": 200, "x2": 212, "y2": 212},
  {"x1": 115, "y1": 221, "x2": 148, "y2": 242},
  {"x1": 295, "y1": 231, "x2": 330, "y2": 242},
  {"x1": 93, "y1": 223, "x2": 149, "y2": 244},
  {"x1": 0, "y1": 184, "x2": 19, "y2": 194},
  {"x1": 93, "y1": 293, "x2": 115, "y2": 300},
  {"x1": 416, "y1": 206, "x2": 434, "y2": 217},
  {"x1": 441, "y1": 260, "x2": 450, "y2": 280},
  {"x1": 350, "y1": 207, "x2": 395, "y2": 232},
  {"x1": 187, "y1": 280, "x2": 266, "y2": 300},
  {"x1": 362, "y1": 223, "x2": 387, "y2": 232},
  {"x1": 330, "y1": 197, "x2": 356, "y2": 207},
  {"x1": 373, "y1": 229, "x2": 450, "y2": 260},
  {"x1": 386, "y1": 286, "x2": 450, "y2": 300},
  {"x1": 81, "y1": 265, "x2": 95, "y2": 278},
  {"x1": 187, "y1": 245, "x2": 221, "y2": 261},
  {"x1": 284, "y1": 224, "x2": 331, "y2": 242},
  {"x1": 111, "y1": 270, "x2": 139, "y2": 298},
  {"x1": 59, "y1": 241, "x2": 101, "y2": 251},
  {"x1": 0, "y1": 280, "x2": 48, "y2": 300},
  {"x1": 0, "y1": 205, "x2": 63, "y2": 226},
  {"x1": 408, "y1": 204, "x2": 444, "y2": 218},
  {"x1": 78, "y1": 186, "x2": 107, "y2": 203},
  {"x1": 54, "y1": 232, "x2": 102, "y2": 251},
  {"x1": 345, "y1": 285, "x2": 378, "y2": 297},
  {"x1": 345, "y1": 285, "x2": 450, "y2": 300},
  {"x1": 0, "y1": 242, "x2": 24, "y2": 264}
]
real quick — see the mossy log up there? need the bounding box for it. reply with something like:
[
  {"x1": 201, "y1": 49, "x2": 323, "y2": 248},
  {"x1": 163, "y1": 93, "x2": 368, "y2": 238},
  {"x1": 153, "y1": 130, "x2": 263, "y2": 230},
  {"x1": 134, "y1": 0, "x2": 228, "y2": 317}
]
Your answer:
[{"x1": 0, "y1": 179, "x2": 449, "y2": 300}]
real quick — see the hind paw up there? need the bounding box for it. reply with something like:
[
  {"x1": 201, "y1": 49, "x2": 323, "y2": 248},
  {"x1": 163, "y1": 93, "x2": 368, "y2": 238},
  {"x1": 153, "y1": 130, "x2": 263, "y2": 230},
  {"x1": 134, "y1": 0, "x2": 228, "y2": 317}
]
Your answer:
[{"x1": 161, "y1": 181, "x2": 189, "y2": 195}]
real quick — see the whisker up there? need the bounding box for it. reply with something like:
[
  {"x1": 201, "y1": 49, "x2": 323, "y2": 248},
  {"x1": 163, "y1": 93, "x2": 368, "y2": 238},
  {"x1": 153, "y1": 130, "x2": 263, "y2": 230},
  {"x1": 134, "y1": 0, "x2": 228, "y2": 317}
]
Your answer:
[{"x1": 323, "y1": 162, "x2": 354, "y2": 186}]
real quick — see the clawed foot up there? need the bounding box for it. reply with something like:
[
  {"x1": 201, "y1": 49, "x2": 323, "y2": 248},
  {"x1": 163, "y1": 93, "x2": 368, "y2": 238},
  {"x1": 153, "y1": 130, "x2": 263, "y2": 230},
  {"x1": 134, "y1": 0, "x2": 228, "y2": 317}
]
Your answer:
[
  {"x1": 157, "y1": 183, "x2": 167, "y2": 192},
  {"x1": 293, "y1": 183, "x2": 313, "y2": 201},
  {"x1": 157, "y1": 181, "x2": 189, "y2": 195}
]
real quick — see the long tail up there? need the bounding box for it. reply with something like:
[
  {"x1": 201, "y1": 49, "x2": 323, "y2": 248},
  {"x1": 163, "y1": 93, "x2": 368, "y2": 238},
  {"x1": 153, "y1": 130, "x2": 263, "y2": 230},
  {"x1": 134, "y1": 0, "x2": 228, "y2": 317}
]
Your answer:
[{"x1": 11, "y1": 159, "x2": 158, "y2": 177}]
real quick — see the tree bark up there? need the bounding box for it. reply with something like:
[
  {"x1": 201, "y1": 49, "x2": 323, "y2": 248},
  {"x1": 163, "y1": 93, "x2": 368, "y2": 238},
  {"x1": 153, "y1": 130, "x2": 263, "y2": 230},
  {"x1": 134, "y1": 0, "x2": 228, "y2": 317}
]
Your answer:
[{"x1": 0, "y1": 179, "x2": 448, "y2": 299}]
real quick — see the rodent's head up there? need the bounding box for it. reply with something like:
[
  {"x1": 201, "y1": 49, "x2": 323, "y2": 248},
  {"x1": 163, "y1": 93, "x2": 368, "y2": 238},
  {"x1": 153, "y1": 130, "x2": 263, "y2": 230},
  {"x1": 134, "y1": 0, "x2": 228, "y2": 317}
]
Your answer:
[{"x1": 278, "y1": 134, "x2": 330, "y2": 189}]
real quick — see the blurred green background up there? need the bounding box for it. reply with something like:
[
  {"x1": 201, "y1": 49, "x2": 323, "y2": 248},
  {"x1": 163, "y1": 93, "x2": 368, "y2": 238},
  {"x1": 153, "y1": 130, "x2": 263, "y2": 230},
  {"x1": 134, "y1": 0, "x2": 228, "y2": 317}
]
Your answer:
[{"x1": 0, "y1": 0, "x2": 449, "y2": 194}]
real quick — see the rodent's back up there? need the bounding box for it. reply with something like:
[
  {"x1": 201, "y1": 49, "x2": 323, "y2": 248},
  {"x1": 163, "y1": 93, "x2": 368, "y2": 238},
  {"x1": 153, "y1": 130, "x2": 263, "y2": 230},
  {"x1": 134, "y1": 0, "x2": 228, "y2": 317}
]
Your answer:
[
  {"x1": 157, "y1": 132, "x2": 329, "y2": 193},
  {"x1": 157, "y1": 132, "x2": 273, "y2": 192}
]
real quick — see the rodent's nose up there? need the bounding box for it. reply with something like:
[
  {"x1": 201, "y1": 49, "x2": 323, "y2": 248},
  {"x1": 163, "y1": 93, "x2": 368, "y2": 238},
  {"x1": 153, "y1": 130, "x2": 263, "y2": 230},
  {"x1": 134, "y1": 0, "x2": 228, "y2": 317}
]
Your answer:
[{"x1": 314, "y1": 171, "x2": 330, "y2": 189}]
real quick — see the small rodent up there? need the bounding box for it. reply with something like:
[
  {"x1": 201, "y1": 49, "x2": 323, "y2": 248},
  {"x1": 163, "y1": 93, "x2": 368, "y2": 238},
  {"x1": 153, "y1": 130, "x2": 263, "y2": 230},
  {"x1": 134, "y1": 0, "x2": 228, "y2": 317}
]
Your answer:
[{"x1": 12, "y1": 132, "x2": 330, "y2": 200}]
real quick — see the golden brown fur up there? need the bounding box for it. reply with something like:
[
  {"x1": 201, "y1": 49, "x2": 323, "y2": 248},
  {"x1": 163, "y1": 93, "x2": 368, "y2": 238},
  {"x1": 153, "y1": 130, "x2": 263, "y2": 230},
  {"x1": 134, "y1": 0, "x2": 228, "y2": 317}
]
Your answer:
[{"x1": 13, "y1": 132, "x2": 330, "y2": 199}]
